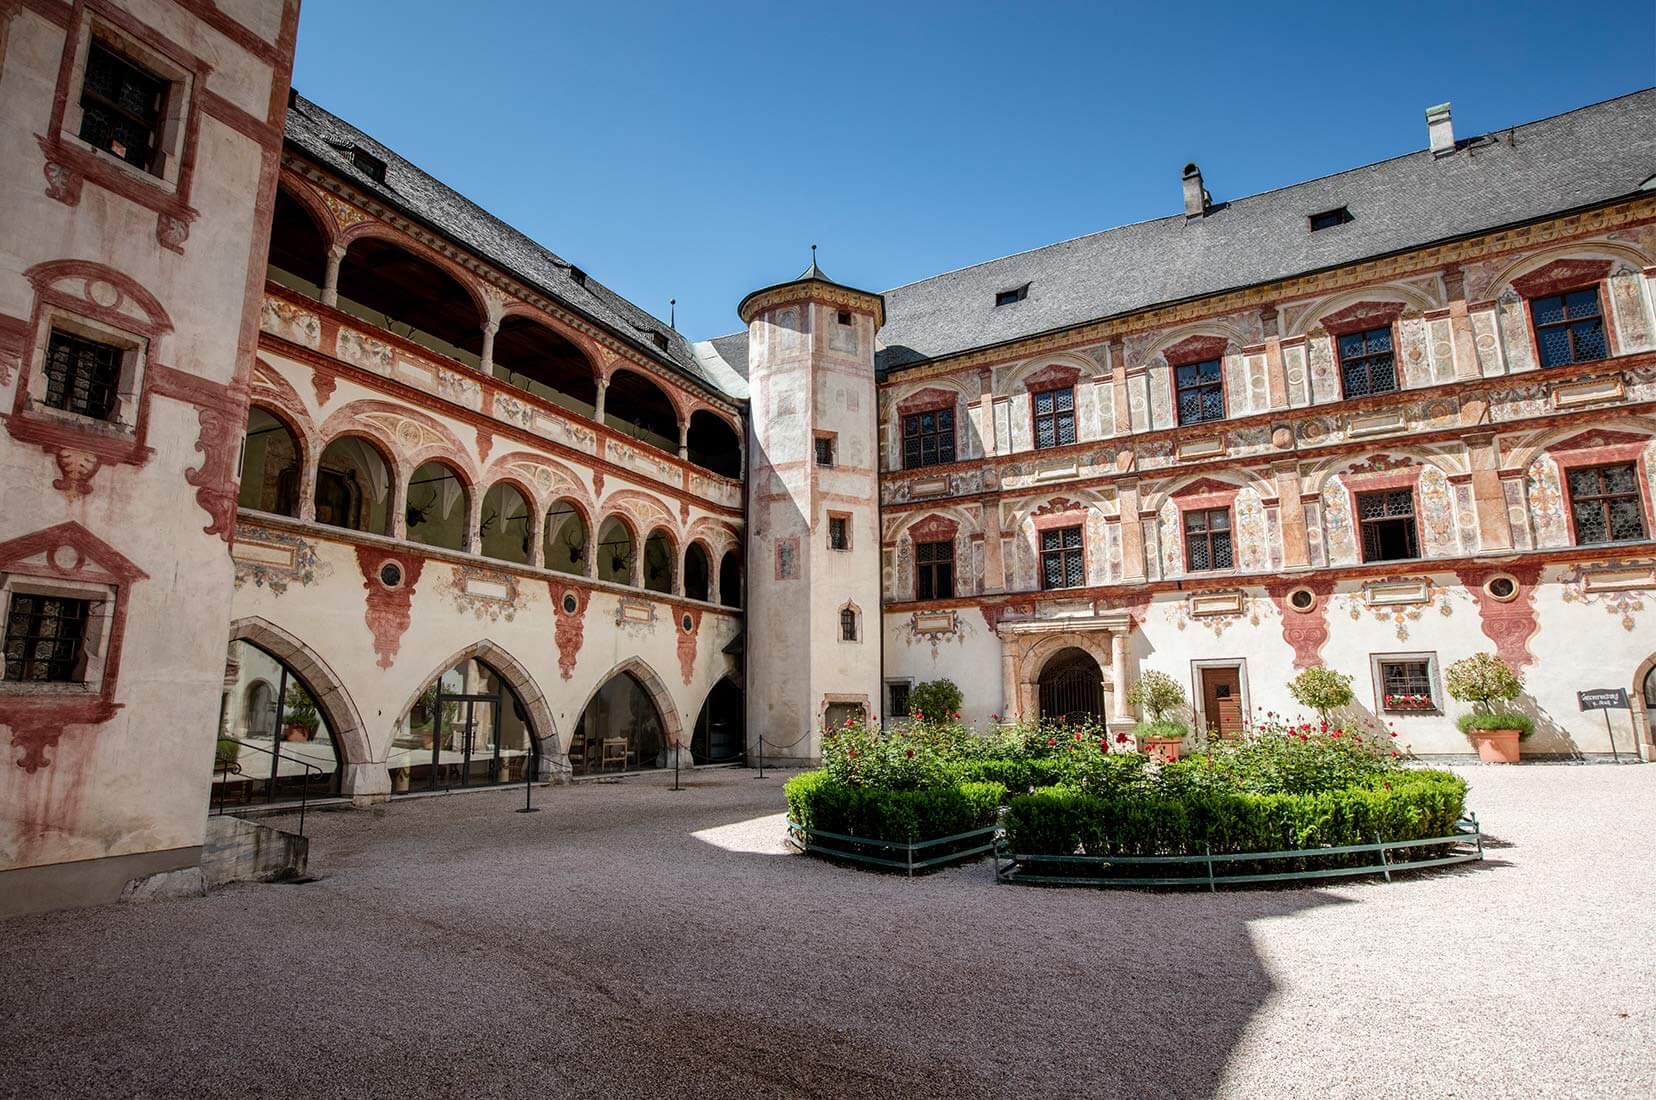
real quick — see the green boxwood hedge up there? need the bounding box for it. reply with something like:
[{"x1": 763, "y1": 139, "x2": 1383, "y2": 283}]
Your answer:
[
  {"x1": 1003, "y1": 769, "x2": 1468, "y2": 872},
  {"x1": 785, "y1": 770, "x2": 1005, "y2": 844}
]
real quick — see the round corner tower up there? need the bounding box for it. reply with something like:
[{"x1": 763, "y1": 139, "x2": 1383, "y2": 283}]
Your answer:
[{"x1": 738, "y1": 260, "x2": 885, "y2": 764}]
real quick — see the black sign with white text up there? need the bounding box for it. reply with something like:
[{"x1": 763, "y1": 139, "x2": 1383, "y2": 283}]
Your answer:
[{"x1": 1577, "y1": 688, "x2": 1629, "y2": 711}]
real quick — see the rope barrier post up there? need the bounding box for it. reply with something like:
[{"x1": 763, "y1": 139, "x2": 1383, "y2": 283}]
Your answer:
[
  {"x1": 755, "y1": 736, "x2": 766, "y2": 779},
  {"x1": 671, "y1": 742, "x2": 684, "y2": 791},
  {"x1": 516, "y1": 755, "x2": 539, "y2": 813}
]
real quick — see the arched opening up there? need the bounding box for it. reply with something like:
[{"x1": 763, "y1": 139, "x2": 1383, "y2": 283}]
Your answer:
[
  {"x1": 605, "y1": 368, "x2": 679, "y2": 453},
  {"x1": 570, "y1": 671, "x2": 666, "y2": 775},
  {"x1": 388, "y1": 656, "x2": 538, "y2": 792},
  {"x1": 543, "y1": 500, "x2": 588, "y2": 576},
  {"x1": 492, "y1": 315, "x2": 598, "y2": 416},
  {"x1": 643, "y1": 528, "x2": 675, "y2": 593},
  {"x1": 683, "y1": 543, "x2": 711, "y2": 602},
  {"x1": 237, "y1": 406, "x2": 300, "y2": 517},
  {"x1": 213, "y1": 639, "x2": 342, "y2": 807},
  {"x1": 718, "y1": 551, "x2": 742, "y2": 608},
  {"x1": 405, "y1": 461, "x2": 470, "y2": 550},
  {"x1": 265, "y1": 186, "x2": 328, "y2": 294},
  {"x1": 1037, "y1": 647, "x2": 1105, "y2": 723},
  {"x1": 686, "y1": 410, "x2": 742, "y2": 478},
  {"x1": 595, "y1": 516, "x2": 635, "y2": 585},
  {"x1": 479, "y1": 481, "x2": 533, "y2": 564},
  {"x1": 335, "y1": 236, "x2": 483, "y2": 367},
  {"x1": 314, "y1": 435, "x2": 393, "y2": 535},
  {"x1": 691, "y1": 677, "x2": 744, "y2": 764}
]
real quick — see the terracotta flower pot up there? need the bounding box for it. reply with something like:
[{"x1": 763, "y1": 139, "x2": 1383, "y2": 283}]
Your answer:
[
  {"x1": 1468, "y1": 728, "x2": 1522, "y2": 764},
  {"x1": 1142, "y1": 736, "x2": 1184, "y2": 763}
]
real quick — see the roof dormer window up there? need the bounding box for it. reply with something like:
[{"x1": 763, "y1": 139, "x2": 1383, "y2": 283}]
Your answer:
[
  {"x1": 569, "y1": 266, "x2": 587, "y2": 288},
  {"x1": 995, "y1": 283, "x2": 1029, "y2": 307},
  {"x1": 650, "y1": 330, "x2": 669, "y2": 352},
  {"x1": 351, "y1": 146, "x2": 386, "y2": 183},
  {"x1": 1309, "y1": 206, "x2": 1353, "y2": 231}
]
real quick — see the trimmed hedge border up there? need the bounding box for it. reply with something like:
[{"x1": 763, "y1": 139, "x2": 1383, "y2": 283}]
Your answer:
[{"x1": 783, "y1": 771, "x2": 1005, "y2": 873}]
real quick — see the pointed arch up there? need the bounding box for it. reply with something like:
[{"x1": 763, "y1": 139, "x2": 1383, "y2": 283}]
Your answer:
[
  {"x1": 226, "y1": 617, "x2": 369, "y2": 769},
  {"x1": 391, "y1": 639, "x2": 557, "y2": 763},
  {"x1": 573, "y1": 655, "x2": 686, "y2": 753}
]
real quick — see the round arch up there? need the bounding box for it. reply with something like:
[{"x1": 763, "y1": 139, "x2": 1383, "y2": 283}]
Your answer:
[
  {"x1": 595, "y1": 513, "x2": 639, "y2": 586},
  {"x1": 226, "y1": 616, "x2": 370, "y2": 777},
  {"x1": 267, "y1": 184, "x2": 332, "y2": 289},
  {"x1": 682, "y1": 540, "x2": 713, "y2": 602},
  {"x1": 543, "y1": 496, "x2": 592, "y2": 576},
  {"x1": 1035, "y1": 646, "x2": 1107, "y2": 723},
  {"x1": 604, "y1": 367, "x2": 682, "y2": 451},
  {"x1": 238, "y1": 404, "x2": 306, "y2": 518},
  {"x1": 479, "y1": 478, "x2": 537, "y2": 564},
  {"x1": 314, "y1": 432, "x2": 397, "y2": 536},
  {"x1": 643, "y1": 526, "x2": 676, "y2": 593},
  {"x1": 390, "y1": 639, "x2": 559, "y2": 777}
]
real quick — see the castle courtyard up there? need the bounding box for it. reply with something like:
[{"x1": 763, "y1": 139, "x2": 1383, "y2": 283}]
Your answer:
[{"x1": 2, "y1": 764, "x2": 1652, "y2": 1099}]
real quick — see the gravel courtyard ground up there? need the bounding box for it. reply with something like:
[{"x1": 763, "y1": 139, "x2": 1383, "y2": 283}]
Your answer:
[{"x1": 2, "y1": 764, "x2": 1653, "y2": 1099}]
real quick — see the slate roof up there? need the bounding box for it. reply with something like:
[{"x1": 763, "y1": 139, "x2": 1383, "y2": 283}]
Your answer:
[
  {"x1": 282, "y1": 93, "x2": 732, "y2": 399},
  {"x1": 872, "y1": 89, "x2": 1656, "y2": 373}
]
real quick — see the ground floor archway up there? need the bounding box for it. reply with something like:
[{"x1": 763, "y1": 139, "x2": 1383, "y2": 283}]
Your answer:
[
  {"x1": 1037, "y1": 647, "x2": 1105, "y2": 724},
  {"x1": 389, "y1": 655, "x2": 539, "y2": 793},
  {"x1": 569, "y1": 658, "x2": 684, "y2": 775},
  {"x1": 214, "y1": 638, "x2": 344, "y2": 807},
  {"x1": 691, "y1": 677, "x2": 744, "y2": 764}
]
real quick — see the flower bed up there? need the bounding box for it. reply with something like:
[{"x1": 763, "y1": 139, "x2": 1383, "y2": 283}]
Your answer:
[{"x1": 783, "y1": 770, "x2": 1005, "y2": 872}]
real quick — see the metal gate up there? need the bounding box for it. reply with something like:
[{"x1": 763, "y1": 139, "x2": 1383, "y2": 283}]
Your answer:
[{"x1": 1038, "y1": 650, "x2": 1104, "y2": 723}]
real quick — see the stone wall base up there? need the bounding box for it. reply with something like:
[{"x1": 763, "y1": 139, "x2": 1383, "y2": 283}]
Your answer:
[{"x1": 0, "y1": 845, "x2": 202, "y2": 918}]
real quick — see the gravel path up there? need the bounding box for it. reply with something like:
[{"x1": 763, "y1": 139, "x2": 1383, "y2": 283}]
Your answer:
[{"x1": 2, "y1": 765, "x2": 1653, "y2": 1099}]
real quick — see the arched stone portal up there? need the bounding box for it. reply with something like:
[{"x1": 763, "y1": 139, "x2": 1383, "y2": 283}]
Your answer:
[
  {"x1": 1037, "y1": 647, "x2": 1105, "y2": 723},
  {"x1": 390, "y1": 640, "x2": 562, "y2": 786},
  {"x1": 692, "y1": 676, "x2": 745, "y2": 764},
  {"x1": 997, "y1": 613, "x2": 1133, "y2": 729},
  {"x1": 569, "y1": 657, "x2": 686, "y2": 775}
]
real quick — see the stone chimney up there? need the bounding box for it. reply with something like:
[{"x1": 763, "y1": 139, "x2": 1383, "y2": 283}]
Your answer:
[
  {"x1": 1182, "y1": 162, "x2": 1209, "y2": 217},
  {"x1": 1427, "y1": 102, "x2": 1455, "y2": 156}
]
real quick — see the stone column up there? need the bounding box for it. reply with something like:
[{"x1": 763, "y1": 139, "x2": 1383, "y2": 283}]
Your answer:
[
  {"x1": 593, "y1": 375, "x2": 608, "y2": 425},
  {"x1": 1111, "y1": 631, "x2": 1131, "y2": 722},
  {"x1": 1000, "y1": 637, "x2": 1020, "y2": 721},
  {"x1": 321, "y1": 244, "x2": 345, "y2": 308},
  {"x1": 1117, "y1": 479, "x2": 1146, "y2": 581},
  {"x1": 1275, "y1": 462, "x2": 1310, "y2": 568},
  {"x1": 389, "y1": 463, "x2": 408, "y2": 541},
  {"x1": 342, "y1": 761, "x2": 391, "y2": 805},
  {"x1": 677, "y1": 418, "x2": 690, "y2": 461},
  {"x1": 1443, "y1": 267, "x2": 1482, "y2": 381},
  {"x1": 479, "y1": 319, "x2": 498, "y2": 377},
  {"x1": 529, "y1": 510, "x2": 546, "y2": 569},
  {"x1": 1466, "y1": 433, "x2": 1513, "y2": 552}
]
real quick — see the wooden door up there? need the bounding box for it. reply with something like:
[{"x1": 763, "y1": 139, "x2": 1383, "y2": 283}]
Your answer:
[{"x1": 1200, "y1": 667, "x2": 1245, "y2": 738}]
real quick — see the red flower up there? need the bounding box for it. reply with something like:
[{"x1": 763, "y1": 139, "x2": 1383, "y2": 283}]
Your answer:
[
  {"x1": 848, "y1": 750, "x2": 858, "y2": 758},
  {"x1": 1331, "y1": 731, "x2": 1342, "y2": 739},
  {"x1": 953, "y1": 711, "x2": 962, "y2": 719},
  {"x1": 905, "y1": 748, "x2": 914, "y2": 758},
  {"x1": 1116, "y1": 732, "x2": 1129, "y2": 744},
  {"x1": 1389, "y1": 731, "x2": 1397, "y2": 738},
  {"x1": 1298, "y1": 733, "x2": 1309, "y2": 741},
  {"x1": 1099, "y1": 739, "x2": 1109, "y2": 750},
  {"x1": 1073, "y1": 732, "x2": 1083, "y2": 742},
  {"x1": 1047, "y1": 738, "x2": 1057, "y2": 747}
]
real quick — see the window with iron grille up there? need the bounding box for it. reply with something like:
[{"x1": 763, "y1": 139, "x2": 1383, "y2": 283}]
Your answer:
[
  {"x1": 1183, "y1": 507, "x2": 1233, "y2": 571},
  {"x1": 1033, "y1": 387, "x2": 1076, "y2": 449},
  {"x1": 1530, "y1": 288, "x2": 1607, "y2": 368},
  {"x1": 839, "y1": 607, "x2": 857, "y2": 641},
  {"x1": 902, "y1": 408, "x2": 955, "y2": 469},
  {"x1": 1337, "y1": 326, "x2": 1398, "y2": 397},
  {"x1": 1567, "y1": 463, "x2": 1646, "y2": 545},
  {"x1": 814, "y1": 436, "x2": 834, "y2": 467},
  {"x1": 915, "y1": 539, "x2": 954, "y2": 600},
  {"x1": 1356, "y1": 488, "x2": 1419, "y2": 562},
  {"x1": 827, "y1": 515, "x2": 849, "y2": 551},
  {"x1": 78, "y1": 41, "x2": 167, "y2": 172},
  {"x1": 1174, "y1": 359, "x2": 1224, "y2": 425},
  {"x1": 43, "y1": 330, "x2": 122, "y2": 420},
  {"x1": 1379, "y1": 658, "x2": 1435, "y2": 712},
  {"x1": 3, "y1": 594, "x2": 91, "y2": 683},
  {"x1": 888, "y1": 681, "x2": 912, "y2": 718},
  {"x1": 1040, "y1": 526, "x2": 1084, "y2": 590}
]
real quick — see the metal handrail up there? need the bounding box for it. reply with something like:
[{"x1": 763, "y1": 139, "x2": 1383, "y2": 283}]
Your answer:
[{"x1": 210, "y1": 735, "x2": 329, "y2": 836}]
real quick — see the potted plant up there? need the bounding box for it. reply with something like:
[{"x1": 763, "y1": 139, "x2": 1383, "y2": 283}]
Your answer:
[
  {"x1": 1444, "y1": 653, "x2": 1531, "y2": 764},
  {"x1": 1127, "y1": 670, "x2": 1188, "y2": 762},
  {"x1": 282, "y1": 686, "x2": 321, "y2": 742},
  {"x1": 1287, "y1": 666, "x2": 1355, "y2": 724}
]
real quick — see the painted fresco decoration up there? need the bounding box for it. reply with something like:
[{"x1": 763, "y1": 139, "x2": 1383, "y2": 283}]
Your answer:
[
  {"x1": 550, "y1": 582, "x2": 590, "y2": 681},
  {"x1": 352, "y1": 546, "x2": 426, "y2": 669},
  {"x1": 1558, "y1": 559, "x2": 1656, "y2": 632},
  {"x1": 1336, "y1": 576, "x2": 1459, "y2": 642},
  {"x1": 677, "y1": 606, "x2": 702, "y2": 685},
  {"x1": 232, "y1": 526, "x2": 331, "y2": 595},
  {"x1": 448, "y1": 564, "x2": 525, "y2": 623},
  {"x1": 893, "y1": 609, "x2": 973, "y2": 656}
]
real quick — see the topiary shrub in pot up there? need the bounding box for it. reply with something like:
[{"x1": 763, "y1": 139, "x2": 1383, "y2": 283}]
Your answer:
[
  {"x1": 1444, "y1": 653, "x2": 1529, "y2": 764},
  {"x1": 1126, "y1": 670, "x2": 1188, "y2": 762}
]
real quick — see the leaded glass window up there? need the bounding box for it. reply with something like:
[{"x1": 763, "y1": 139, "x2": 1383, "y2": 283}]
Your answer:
[
  {"x1": 916, "y1": 540, "x2": 954, "y2": 600},
  {"x1": 1040, "y1": 526, "x2": 1084, "y2": 590},
  {"x1": 1356, "y1": 488, "x2": 1419, "y2": 562},
  {"x1": 1184, "y1": 507, "x2": 1233, "y2": 571},
  {"x1": 1567, "y1": 463, "x2": 1646, "y2": 545},
  {"x1": 4, "y1": 595, "x2": 90, "y2": 683},
  {"x1": 1530, "y1": 289, "x2": 1607, "y2": 368},
  {"x1": 840, "y1": 607, "x2": 857, "y2": 641},
  {"x1": 902, "y1": 409, "x2": 955, "y2": 469},
  {"x1": 1175, "y1": 359, "x2": 1224, "y2": 425},
  {"x1": 43, "y1": 330, "x2": 122, "y2": 420},
  {"x1": 78, "y1": 42, "x2": 166, "y2": 171},
  {"x1": 1033, "y1": 387, "x2": 1076, "y2": 449},
  {"x1": 1337, "y1": 326, "x2": 1398, "y2": 397}
]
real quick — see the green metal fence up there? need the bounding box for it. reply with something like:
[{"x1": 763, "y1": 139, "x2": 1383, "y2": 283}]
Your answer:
[
  {"x1": 785, "y1": 818, "x2": 1000, "y2": 875},
  {"x1": 995, "y1": 814, "x2": 1483, "y2": 890}
]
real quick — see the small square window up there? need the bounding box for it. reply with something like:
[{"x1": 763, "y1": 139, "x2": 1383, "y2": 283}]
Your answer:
[
  {"x1": 1356, "y1": 488, "x2": 1419, "y2": 562},
  {"x1": 1040, "y1": 525, "x2": 1085, "y2": 590},
  {"x1": 888, "y1": 682, "x2": 912, "y2": 718},
  {"x1": 1032, "y1": 386, "x2": 1076, "y2": 449},
  {"x1": 78, "y1": 41, "x2": 167, "y2": 173},
  {"x1": 828, "y1": 515, "x2": 849, "y2": 551},
  {"x1": 915, "y1": 539, "x2": 954, "y2": 599},
  {"x1": 1183, "y1": 507, "x2": 1233, "y2": 571},
  {"x1": 650, "y1": 330, "x2": 670, "y2": 351},
  {"x1": 1377, "y1": 657, "x2": 1437, "y2": 713},
  {"x1": 43, "y1": 329, "x2": 122, "y2": 420},
  {"x1": 1530, "y1": 288, "x2": 1606, "y2": 368},
  {"x1": 1309, "y1": 206, "x2": 1353, "y2": 231},
  {"x1": 902, "y1": 409, "x2": 955, "y2": 469},
  {"x1": 1174, "y1": 359, "x2": 1224, "y2": 425},
  {"x1": 1567, "y1": 462, "x2": 1646, "y2": 545},
  {"x1": 1337, "y1": 326, "x2": 1398, "y2": 397},
  {"x1": 995, "y1": 284, "x2": 1029, "y2": 307},
  {"x1": 836, "y1": 310, "x2": 852, "y2": 326},
  {"x1": 4, "y1": 594, "x2": 92, "y2": 683},
  {"x1": 814, "y1": 436, "x2": 835, "y2": 467}
]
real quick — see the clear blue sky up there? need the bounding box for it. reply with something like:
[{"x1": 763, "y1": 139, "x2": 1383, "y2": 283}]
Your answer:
[{"x1": 293, "y1": 0, "x2": 1656, "y2": 341}]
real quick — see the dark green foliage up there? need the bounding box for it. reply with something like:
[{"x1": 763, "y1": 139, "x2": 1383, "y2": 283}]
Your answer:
[
  {"x1": 907, "y1": 679, "x2": 964, "y2": 721},
  {"x1": 785, "y1": 770, "x2": 1004, "y2": 843},
  {"x1": 1456, "y1": 711, "x2": 1536, "y2": 738}
]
